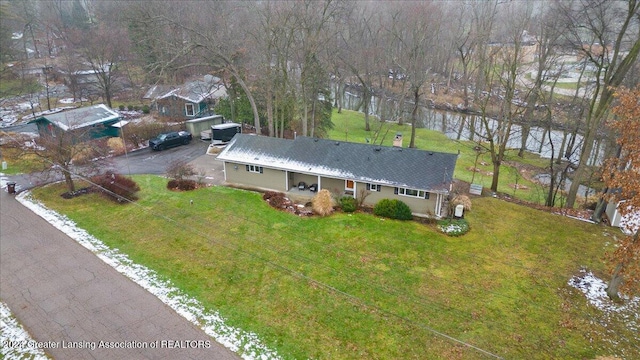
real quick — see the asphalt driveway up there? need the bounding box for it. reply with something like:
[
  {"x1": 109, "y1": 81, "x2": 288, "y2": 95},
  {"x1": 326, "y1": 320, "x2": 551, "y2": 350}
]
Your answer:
[{"x1": 4, "y1": 139, "x2": 225, "y2": 192}]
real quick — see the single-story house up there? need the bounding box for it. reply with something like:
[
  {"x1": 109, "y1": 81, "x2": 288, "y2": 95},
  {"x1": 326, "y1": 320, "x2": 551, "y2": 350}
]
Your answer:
[
  {"x1": 144, "y1": 76, "x2": 227, "y2": 120},
  {"x1": 216, "y1": 134, "x2": 458, "y2": 217},
  {"x1": 29, "y1": 104, "x2": 121, "y2": 140}
]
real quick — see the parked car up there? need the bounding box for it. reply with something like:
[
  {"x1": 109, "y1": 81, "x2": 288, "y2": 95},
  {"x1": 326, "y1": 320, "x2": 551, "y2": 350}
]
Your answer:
[
  {"x1": 298, "y1": 181, "x2": 307, "y2": 190},
  {"x1": 149, "y1": 131, "x2": 192, "y2": 151},
  {"x1": 309, "y1": 183, "x2": 318, "y2": 192}
]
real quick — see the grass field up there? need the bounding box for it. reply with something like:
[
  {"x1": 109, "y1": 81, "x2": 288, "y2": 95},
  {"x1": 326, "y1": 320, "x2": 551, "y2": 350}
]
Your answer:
[{"x1": 30, "y1": 176, "x2": 637, "y2": 359}]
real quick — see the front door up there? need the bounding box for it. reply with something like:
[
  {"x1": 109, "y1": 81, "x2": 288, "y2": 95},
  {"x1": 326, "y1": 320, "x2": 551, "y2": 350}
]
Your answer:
[{"x1": 345, "y1": 180, "x2": 354, "y2": 196}]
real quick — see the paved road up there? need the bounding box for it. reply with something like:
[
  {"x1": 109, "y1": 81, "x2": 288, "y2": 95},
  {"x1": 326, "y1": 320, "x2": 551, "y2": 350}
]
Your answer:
[{"x1": 0, "y1": 189, "x2": 239, "y2": 359}]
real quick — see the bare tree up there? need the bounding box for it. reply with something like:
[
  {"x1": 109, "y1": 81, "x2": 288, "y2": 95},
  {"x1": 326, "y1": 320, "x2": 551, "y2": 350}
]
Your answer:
[
  {"x1": 560, "y1": 0, "x2": 640, "y2": 208},
  {"x1": 476, "y1": 1, "x2": 534, "y2": 192},
  {"x1": 338, "y1": 5, "x2": 384, "y2": 133},
  {"x1": 517, "y1": 4, "x2": 564, "y2": 158},
  {"x1": 389, "y1": 2, "x2": 445, "y2": 148},
  {"x1": 8, "y1": 122, "x2": 110, "y2": 194},
  {"x1": 72, "y1": 25, "x2": 129, "y2": 108}
]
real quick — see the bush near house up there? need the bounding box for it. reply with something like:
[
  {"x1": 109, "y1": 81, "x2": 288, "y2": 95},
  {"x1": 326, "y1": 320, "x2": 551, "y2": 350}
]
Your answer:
[
  {"x1": 374, "y1": 199, "x2": 413, "y2": 220},
  {"x1": 312, "y1": 189, "x2": 334, "y2": 216},
  {"x1": 90, "y1": 172, "x2": 140, "y2": 202},
  {"x1": 167, "y1": 179, "x2": 197, "y2": 191},
  {"x1": 339, "y1": 196, "x2": 358, "y2": 213}
]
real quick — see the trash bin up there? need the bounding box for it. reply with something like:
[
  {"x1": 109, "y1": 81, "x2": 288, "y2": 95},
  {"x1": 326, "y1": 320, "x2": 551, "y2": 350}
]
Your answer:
[{"x1": 7, "y1": 182, "x2": 16, "y2": 194}]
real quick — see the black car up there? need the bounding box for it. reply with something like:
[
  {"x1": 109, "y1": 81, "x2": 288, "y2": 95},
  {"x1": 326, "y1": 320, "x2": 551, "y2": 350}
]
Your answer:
[{"x1": 149, "y1": 131, "x2": 192, "y2": 151}]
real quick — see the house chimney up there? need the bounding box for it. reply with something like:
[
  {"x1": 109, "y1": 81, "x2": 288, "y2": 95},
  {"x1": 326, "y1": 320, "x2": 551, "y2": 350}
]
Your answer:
[{"x1": 393, "y1": 132, "x2": 403, "y2": 147}]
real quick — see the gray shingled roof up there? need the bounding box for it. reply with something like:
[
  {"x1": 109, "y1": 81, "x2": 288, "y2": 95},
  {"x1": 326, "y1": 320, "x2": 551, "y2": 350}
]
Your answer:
[
  {"x1": 217, "y1": 134, "x2": 458, "y2": 193},
  {"x1": 152, "y1": 78, "x2": 227, "y2": 103},
  {"x1": 36, "y1": 104, "x2": 119, "y2": 131}
]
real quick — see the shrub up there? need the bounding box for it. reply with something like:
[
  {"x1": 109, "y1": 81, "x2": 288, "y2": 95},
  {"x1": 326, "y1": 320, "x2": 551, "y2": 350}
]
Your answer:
[
  {"x1": 127, "y1": 105, "x2": 133, "y2": 111},
  {"x1": 167, "y1": 179, "x2": 197, "y2": 191},
  {"x1": 91, "y1": 172, "x2": 140, "y2": 202},
  {"x1": 142, "y1": 104, "x2": 150, "y2": 114},
  {"x1": 264, "y1": 191, "x2": 288, "y2": 209},
  {"x1": 373, "y1": 199, "x2": 413, "y2": 220},
  {"x1": 437, "y1": 218, "x2": 470, "y2": 236},
  {"x1": 118, "y1": 104, "x2": 125, "y2": 111},
  {"x1": 166, "y1": 160, "x2": 197, "y2": 181},
  {"x1": 312, "y1": 189, "x2": 334, "y2": 216},
  {"x1": 451, "y1": 194, "x2": 472, "y2": 211},
  {"x1": 339, "y1": 196, "x2": 357, "y2": 213},
  {"x1": 107, "y1": 137, "x2": 125, "y2": 155},
  {"x1": 263, "y1": 191, "x2": 285, "y2": 201}
]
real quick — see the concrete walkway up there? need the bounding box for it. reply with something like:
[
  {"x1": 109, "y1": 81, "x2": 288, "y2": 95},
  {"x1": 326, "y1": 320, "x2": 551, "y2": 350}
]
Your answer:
[{"x1": 0, "y1": 190, "x2": 239, "y2": 360}]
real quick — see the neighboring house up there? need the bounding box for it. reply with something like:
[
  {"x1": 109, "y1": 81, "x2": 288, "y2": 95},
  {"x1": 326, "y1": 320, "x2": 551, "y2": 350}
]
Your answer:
[
  {"x1": 29, "y1": 104, "x2": 121, "y2": 140},
  {"x1": 217, "y1": 134, "x2": 458, "y2": 217},
  {"x1": 144, "y1": 76, "x2": 227, "y2": 121}
]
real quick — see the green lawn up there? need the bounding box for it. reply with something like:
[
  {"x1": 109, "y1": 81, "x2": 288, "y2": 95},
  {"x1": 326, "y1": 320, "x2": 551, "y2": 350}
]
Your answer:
[
  {"x1": 30, "y1": 177, "x2": 636, "y2": 359},
  {"x1": 0, "y1": 147, "x2": 45, "y2": 175}
]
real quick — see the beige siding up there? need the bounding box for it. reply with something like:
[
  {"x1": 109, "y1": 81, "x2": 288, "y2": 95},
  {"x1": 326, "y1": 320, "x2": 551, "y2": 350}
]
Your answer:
[
  {"x1": 224, "y1": 161, "x2": 287, "y2": 191},
  {"x1": 319, "y1": 177, "x2": 345, "y2": 195},
  {"x1": 357, "y1": 182, "x2": 438, "y2": 216},
  {"x1": 224, "y1": 163, "x2": 442, "y2": 216}
]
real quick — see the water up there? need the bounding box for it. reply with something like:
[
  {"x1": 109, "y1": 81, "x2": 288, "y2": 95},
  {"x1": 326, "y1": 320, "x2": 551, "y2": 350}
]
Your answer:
[{"x1": 339, "y1": 89, "x2": 605, "y2": 166}]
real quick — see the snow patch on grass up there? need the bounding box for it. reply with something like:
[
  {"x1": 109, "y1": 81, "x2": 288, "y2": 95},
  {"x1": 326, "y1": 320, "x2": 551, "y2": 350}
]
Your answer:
[
  {"x1": 16, "y1": 191, "x2": 282, "y2": 360},
  {"x1": 0, "y1": 302, "x2": 49, "y2": 360},
  {"x1": 568, "y1": 268, "x2": 639, "y2": 337}
]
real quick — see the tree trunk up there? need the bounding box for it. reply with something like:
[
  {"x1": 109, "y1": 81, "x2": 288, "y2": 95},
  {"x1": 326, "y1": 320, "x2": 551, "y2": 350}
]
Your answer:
[
  {"x1": 469, "y1": 116, "x2": 476, "y2": 142},
  {"x1": 538, "y1": 128, "x2": 547, "y2": 153},
  {"x1": 556, "y1": 131, "x2": 567, "y2": 165},
  {"x1": 302, "y1": 101, "x2": 308, "y2": 137},
  {"x1": 410, "y1": 87, "x2": 419, "y2": 148},
  {"x1": 456, "y1": 115, "x2": 466, "y2": 140},
  {"x1": 606, "y1": 263, "x2": 623, "y2": 301},
  {"x1": 63, "y1": 166, "x2": 75, "y2": 193},
  {"x1": 566, "y1": 134, "x2": 596, "y2": 208},
  {"x1": 266, "y1": 87, "x2": 274, "y2": 137},
  {"x1": 310, "y1": 99, "x2": 316, "y2": 138},
  {"x1": 228, "y1": 67, "x2": 260, "y2": 133},
  {"x1": 490, "y1": 159, "x2": 500, "y2": 193},
  {"x1": 363, "y1": 89, "x2": 370, "y2": 132},
  {"x1": 518, "y1": 125, "x2": 530, "y2": 158}
]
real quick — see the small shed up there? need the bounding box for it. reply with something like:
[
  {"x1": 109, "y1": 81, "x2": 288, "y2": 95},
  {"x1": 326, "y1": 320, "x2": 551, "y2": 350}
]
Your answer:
[
  {"x1": 29, "y1": 104, "x2": 121, "y2": 140},
  {"x1": 185, "y1": 114, "x2": 224, "y2": 140}
]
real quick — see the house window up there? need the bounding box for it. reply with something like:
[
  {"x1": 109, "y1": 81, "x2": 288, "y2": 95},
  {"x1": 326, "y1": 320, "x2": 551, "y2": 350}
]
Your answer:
[
  {"x1": 345, "y1": 180, "x2": 354, "y2": 195},
  {"x1": 395, "y1": 187, "x2": 430, "y2": 199},
  {"x1": 245, "y1": 165, "x2": 263, "y2": 174},
  {"x1": 366, "y1": 183, "x2": 381, "y2": 192},
  {"x1": 185, "y1": 103, "x2": 195, "y2": 116}
]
